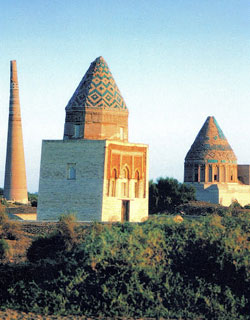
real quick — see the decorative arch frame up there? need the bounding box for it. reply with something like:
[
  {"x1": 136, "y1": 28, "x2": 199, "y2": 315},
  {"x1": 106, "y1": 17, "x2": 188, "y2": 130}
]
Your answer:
[
  {"x1": 121, "y1": 165, "x2": 130, "y2": 197},
  {"x1": 109, "y1": 167, "x2": 118, "y2": 197},
  {"x1": 134, "y1": 169, "x2": 140, "y2": 198}
]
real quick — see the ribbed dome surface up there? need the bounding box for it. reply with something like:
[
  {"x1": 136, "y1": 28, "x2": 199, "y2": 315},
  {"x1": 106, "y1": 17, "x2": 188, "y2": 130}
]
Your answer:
[
  {"x1": 185, "y1": 116, "x2": 237, "y2": 163},
  {"x1": 66, "y1": 56, "x2": 127, "y2": 111}
]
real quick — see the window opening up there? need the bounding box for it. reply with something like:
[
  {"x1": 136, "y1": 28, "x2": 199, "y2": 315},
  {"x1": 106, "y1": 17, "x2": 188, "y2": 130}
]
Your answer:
[
  {"x1": 200, "y1": 165, "x2": 205, "y2": 182},
  {"x1": 194, "y1": 165, "x2": 199, "y2": 182},
  {"x1": 120, "y1": 127, "x2": 124, "y2": 140},
  {"x1": 135, "y1": 170, "x2": 140, "y2": 198},
  {"x1": 74, "y1": 125, "x2": 81, "y2": 138},
  {"x1": 209, "y1": 165, "x2": 212, "y2": 182},
  {"x1": 67, "y1": 164, "x2": 76, "y2": 180},
  {"x1": 122, "y1": 166, "x2": 129, "y2": 197},
  {"x1": 110, "y1": 168, "x2": 117, "y2": 197},
  {"x1": 231, "y1": 169, "x2": 234, "y2": 181}
]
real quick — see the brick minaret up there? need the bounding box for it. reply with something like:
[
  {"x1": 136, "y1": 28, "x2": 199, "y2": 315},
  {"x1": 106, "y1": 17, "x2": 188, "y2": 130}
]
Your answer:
[{"x1": 3, "y1": 60, "x2": 28, "y2": 204}]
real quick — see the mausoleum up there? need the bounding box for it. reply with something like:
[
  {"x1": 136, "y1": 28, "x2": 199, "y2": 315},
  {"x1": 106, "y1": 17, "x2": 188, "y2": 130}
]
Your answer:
[
  {"x1": 184, "y1": 116, "x2": 250, "y2": 206},
  {"x1": 37, "y1": 57, "x2": 148, "y2": 222}
]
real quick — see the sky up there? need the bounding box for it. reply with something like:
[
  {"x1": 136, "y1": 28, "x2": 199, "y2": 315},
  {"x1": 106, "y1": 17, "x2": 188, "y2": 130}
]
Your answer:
[{"x1": 0, "y1": 0, "x2": 250, "y2": 192}]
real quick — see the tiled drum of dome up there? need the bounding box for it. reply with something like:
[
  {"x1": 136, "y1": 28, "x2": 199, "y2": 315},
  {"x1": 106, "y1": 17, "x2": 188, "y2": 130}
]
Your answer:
[{"x1": 66, "y1": 57, "x2": 127, "y2": 111}]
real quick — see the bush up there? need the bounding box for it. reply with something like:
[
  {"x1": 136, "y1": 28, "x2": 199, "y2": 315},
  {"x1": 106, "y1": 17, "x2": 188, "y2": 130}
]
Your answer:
[
  {"x1": 0, "y1": 212, "x2": 22, "y2": 240},
  {"x1": 0, "y1": 211, "x2": 8, "y2": 225},
  {"x1": 27, "y1": 233, "x2": 69, "y2": 263},
  {"x1": 0, "y1": 239, "x2": 10, "y2": 259},
  {"x1": 229, "y1": 200, "x2": 242, "y2": 209},
  {"x1": 177, "y1": 201, "x2": 227, "y2": 216},
  {"x1": 27, "y1": 214, "x2": 77, "y2": 263},
  {"x1": 57, "y1": 214, "x2": 77, "y2": 249},
  {"x1": 2, "y1": 213, "x2": 249, "y2": 318}
]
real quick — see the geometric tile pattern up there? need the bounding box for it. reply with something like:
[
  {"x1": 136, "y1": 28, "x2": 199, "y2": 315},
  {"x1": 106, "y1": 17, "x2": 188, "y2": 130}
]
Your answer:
[
  {"x1": 66, "y1": 56, "x2": 127, "y2": 111},
  {"x1": 185, "y1": 116, "x2": 237, "y2": 163}
]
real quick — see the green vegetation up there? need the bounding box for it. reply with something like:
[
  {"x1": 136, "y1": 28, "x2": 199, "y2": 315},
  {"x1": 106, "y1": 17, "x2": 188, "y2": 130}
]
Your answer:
[
  {"x1": 0, "y1": 211, "x2": 22, "y2": 240},
  {"x1": 0, "y1": 239, "x2": 10, "y2": 259},
  {"x1": 0, "y1": 212, "x2": 249, "y2": 319},
  {"x1": 149, "y1": 177, "x2": 196, "y2": 214},
  {"x1": 28, "y1": 192, "x2": 38, "y2": 207}
]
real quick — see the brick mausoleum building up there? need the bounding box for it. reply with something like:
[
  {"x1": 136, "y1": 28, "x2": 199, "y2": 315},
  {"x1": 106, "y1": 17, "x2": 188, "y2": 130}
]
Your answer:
[
  {"x1": 37, "y1": 57, "x2": 148, "y2": 222},
  {"x1": 184, "y1": 116, "x2": 250, "y2": 206}
]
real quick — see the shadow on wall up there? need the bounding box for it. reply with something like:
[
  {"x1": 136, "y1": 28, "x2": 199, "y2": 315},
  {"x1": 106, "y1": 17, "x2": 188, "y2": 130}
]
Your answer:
[{"x1": 195, "y1": 184, "x2": 219, "y2": 204}]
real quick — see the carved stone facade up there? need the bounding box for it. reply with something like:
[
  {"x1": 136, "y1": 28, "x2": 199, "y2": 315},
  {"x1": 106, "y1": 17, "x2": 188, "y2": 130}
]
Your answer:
[
  {"x1": 38, "y1": 57, "x2": 148, "y2": 221},
  {"x1": 102, "y1": 142, "x2": 148, "y2": 222},
  {"x1": 184, "y1": 116, "x2": 250, "y2": 206}
]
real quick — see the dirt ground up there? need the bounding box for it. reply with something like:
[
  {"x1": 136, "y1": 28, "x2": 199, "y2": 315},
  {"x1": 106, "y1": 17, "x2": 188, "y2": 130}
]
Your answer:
[
  {"x1": 0, "y1": 309, "x2": 156, "y2": 320},
  {"x1": 0, "y1": 309, "x2": 93, "y2": 319}
]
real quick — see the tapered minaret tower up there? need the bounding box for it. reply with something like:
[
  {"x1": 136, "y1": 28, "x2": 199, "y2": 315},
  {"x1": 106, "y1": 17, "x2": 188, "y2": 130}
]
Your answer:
[{"x1": 3, "y1": 60, "x2": 28, "y2": 204}]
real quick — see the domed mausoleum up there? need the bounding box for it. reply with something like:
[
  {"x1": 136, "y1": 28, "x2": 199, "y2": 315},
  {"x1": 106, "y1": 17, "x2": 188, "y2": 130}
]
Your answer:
[
  {"x1": 37, "y1": 57, "x2": 148, "y2": 222},
  {"x1": 184, "y1": 116, "x2": 250, "y2": 206}
]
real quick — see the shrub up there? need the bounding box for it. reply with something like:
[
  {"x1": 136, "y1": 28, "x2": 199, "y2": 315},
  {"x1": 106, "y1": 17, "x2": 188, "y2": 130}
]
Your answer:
[
  {"x1": 27, "y1": 233, "x2": 69, "y2": 263},
  {"x1": 177, "y1": 201, "x2": 228, "y2": 216},
  {"x1": 0, "y1": 211, "x2": 8, "y2": 225},
  {"x1": 229, "y1": 200, "x2": 242, "y2": 209},
  {"x1": 0, "y1": 239, "x2": 10, "y2": 259},
  {"x1": 0, "y1": 212, "x2": 22, "y2": 240},
  {"x1": 57, "y1": 214, "x2": 77, "y2": 249},
  {"x1": 2, "y1": 214, "x2": 250, "y2": 319},
  {"x1": 27, "y1": 214, "x2": 77, "y2": 263}
]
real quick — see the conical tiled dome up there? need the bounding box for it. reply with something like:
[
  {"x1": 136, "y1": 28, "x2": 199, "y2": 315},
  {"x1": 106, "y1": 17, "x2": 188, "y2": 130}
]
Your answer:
[
  {"x1": 63, "y1": 57, "x2": 128, "y2": 141},
  {"x1": 185, "y1": 116, "x2": 237, "y2": 163},
  {"x1": 66, "y1": 56, "x2": 127, "y2": 111}
]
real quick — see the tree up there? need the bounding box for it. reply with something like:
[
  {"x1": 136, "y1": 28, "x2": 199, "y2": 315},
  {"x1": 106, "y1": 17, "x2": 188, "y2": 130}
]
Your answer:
[
  {"x1": 28, "y1": 193, "x2": 38, "y2": 207},
  {"x1": 149, "y1": 177, "x2": 195, "y2": 214}
]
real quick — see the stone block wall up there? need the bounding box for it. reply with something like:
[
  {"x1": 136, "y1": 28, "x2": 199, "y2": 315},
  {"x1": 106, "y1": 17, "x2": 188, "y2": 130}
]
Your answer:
[
  {"x1": 37, "y1": 139, "x2": 106, "y2": 221},
  {"x1": 192, "y1": 182, "x2": 250, "y2": 206}
]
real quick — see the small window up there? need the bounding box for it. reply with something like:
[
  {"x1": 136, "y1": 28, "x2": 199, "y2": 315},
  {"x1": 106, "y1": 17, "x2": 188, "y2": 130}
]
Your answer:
[
  {"x1": 111, "y1": 168, "x2": 117, "y2": 197},
  {"x1": 135, "y1": 170, "x2": 140, "y2": 198},
  {"x1": 194, "y1": 164, "x2": 199, "y2": 182},
  {"x1": 200, "y1": 165, "x2": 205, "y2": 182},
  {"x1": 120, "y1": 127, "x2": 124, "y2": 140},
  {"x1": 111, "y1": 180, "x2": 116, "y2": 197},
  {"x1": 209, "y1": 165, "x2": 212, "y2": 182},
  {"x1": 67, "y1": 163, "x2": 76, "y2": 180},
  {"x1": 122, "y1": 182, "x2": 128, "y2": 197},
  {"x1": 231, "y1": 169, "x2": 234, "y2": 181},
  {"x1": 74, "y1": 125, "x2": 81, "y2": 138}
]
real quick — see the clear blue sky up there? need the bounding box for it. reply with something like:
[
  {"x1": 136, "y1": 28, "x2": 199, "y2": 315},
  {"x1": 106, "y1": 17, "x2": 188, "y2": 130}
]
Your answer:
[{"x1": 0, "y1": 0, "x2": 250, "y2": 192}]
